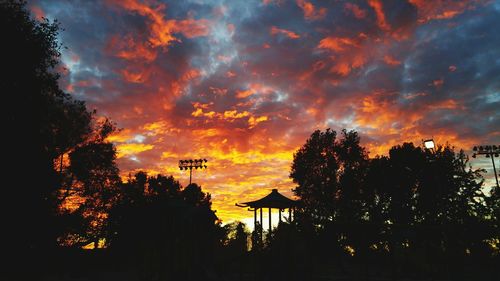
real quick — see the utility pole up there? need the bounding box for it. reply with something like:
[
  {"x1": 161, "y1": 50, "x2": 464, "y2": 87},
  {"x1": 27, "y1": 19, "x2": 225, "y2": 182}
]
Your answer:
[
  {"x1": 178, "y1": 158, "x2": 208, "y2": 185},
  {"x1": 472, "y1": 145, "x2": 499, "y2": 189}
]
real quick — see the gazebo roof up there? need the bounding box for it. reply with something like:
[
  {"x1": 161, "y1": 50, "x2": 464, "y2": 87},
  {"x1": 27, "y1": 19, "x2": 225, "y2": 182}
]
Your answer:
[{"x1": 236, "y1": 189, "x2": 298, "y2": 209}]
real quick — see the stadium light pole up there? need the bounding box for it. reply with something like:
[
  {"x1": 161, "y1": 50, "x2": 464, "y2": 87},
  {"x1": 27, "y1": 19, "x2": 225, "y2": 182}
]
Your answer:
[
  {"x1": 472, "y1": 145, "x2": 499, "y2": 189},
  {"x1": 178, "y1": 158, "x2": 208, "y2": 185}
]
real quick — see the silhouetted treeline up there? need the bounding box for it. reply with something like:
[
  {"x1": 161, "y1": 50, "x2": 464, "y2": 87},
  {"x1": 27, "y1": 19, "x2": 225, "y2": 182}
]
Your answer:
[{"x1": 252, "y1": 129, "x2": 499, "y2": 280}]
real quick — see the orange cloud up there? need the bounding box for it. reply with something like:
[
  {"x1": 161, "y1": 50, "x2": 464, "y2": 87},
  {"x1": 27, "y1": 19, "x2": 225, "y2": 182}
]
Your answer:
[
  {"x1": 236, "y1": 89, "x2": 255, "y2": 99},
  {"x1": 107, "y1": 35, "x2": 157, "y2": 62},
  {"x1": 107, "y1": 0, "x2": 210, "y2": 49},
  {"x1": 318, "y1": 37, "x2": 359, "y2": 52},
  {"x1": 191, "y1": 104, "x2": 252, "y2": 122},
  {"x1": 352, "y1": 91, "x2": 472, "y2": 157},
  {"x1": 175, "y1": 18, "x2": 211, "y2": 38},
  {"x1": 316, "y1": 35, "x2": 371, "y2": 76},
  {"x1": 296, "y1": 0, "x2": 327, "y2": 20},
  {"x1": 106, "y1": 129, "x2": 135, "y2": 143},
  {"x1": 191, "y1": 108, "x2": 217, "y2": 118},
  {"x1": 236, "y1": 84, "x2": 275, "y2": 99},
  {"x1": 116, "y1": 143, "x2": 154, "y2": 158},
  {"x1": 270, "y1": 26, "x2": 300, "y2": 39},
  {"x1": 408, "y1": 0, "x2": 482, "y2": 23},
  {"x1": 428, "y1": 99, "x2": 462, "y2": 110},
  {"x1": 367, "y1": 0, "x2": 391, "y2": 31},
  {"x1": 121, "y1": 68, "x2": 150, "y2": 83},
  {"x1": 248, "y1": 116, "x2": 268, "y2": 128},
  {"x1": 383, "y1": 55, "x2": 401, "y2": 66},
  {"x1": 160, "y1": 151, "x2": 179, "y2": 160},
  {"x1": 330, "y1": 62, "x2": 351, "y2": 76},
  {"x1": 224, "y1": 110, "x2": 250, "y2": 119}
]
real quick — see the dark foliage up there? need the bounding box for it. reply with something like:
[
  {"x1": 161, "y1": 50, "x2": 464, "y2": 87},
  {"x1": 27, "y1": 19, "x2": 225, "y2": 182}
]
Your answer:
[
  {"x1": 2, "y1": 0, "x2": 90, "y2": 262},
  {"x1": 286, "y1": 129, "x2": 499, "y2": 280},
  {"x1": 107, "y1": 173, "x2": 223, "y2": 280},
  {"x1": 1, "y1": 2, "x2": 119, "y2": 278}
]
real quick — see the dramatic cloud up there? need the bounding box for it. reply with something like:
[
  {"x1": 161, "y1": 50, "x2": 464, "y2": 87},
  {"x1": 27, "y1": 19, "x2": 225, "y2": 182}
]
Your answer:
[
  {"x1": 30, "y1": 0, "x2": 500, "y2": 224},
  {"x1": 296, "y1": 0, "x2": 327, "y2": 20}
]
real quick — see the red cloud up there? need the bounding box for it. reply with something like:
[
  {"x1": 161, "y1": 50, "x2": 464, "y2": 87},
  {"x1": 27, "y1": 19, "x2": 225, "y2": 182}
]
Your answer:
[
  {"x1": 367, "y1": 0, "x2": 391, "y2": 31},
  {"x1": 175, "y1": 18, "x2": 211, "y2": 38},
  {"x1": 318, "y1": 37, "x2": 359, "y2": 52},
  {"x1": 408, "y1": 0, "x2": 484, "y2": 23},
  {"x1": 383, "y1": 55, "x2": 401, "y2": 66},
  {"x1": 107, "y1": 0, "x2": 210, "y2": 48},
  {"x1": 107, "y1": 35, "x2": 157, "y2": 62},
  {"x1": 296, "y1": 0, "x2": 327, "y2": 20},
  {"x1": 344, "y1": 3, "x2": 367, "y2": 19},
  {"x1": 270, "y1": 26, "x2": 300, "y2": 39}
]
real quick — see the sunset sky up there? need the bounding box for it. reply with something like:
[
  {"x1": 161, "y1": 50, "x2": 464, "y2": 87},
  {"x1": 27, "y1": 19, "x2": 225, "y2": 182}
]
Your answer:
[{"x1": 29, "y1": 0, "x2": 499, "y2": 225}]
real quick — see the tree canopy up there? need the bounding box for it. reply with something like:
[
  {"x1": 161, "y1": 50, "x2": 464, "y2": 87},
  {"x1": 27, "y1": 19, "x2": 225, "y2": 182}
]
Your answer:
[{"x1": 287, "y1": 128, "x2": 499, "y2": 279}]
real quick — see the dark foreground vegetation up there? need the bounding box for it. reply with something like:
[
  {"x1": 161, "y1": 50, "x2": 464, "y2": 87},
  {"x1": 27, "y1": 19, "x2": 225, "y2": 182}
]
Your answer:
[{"x1": 2, "y1": 1, "x2": 498, "y2": 280}]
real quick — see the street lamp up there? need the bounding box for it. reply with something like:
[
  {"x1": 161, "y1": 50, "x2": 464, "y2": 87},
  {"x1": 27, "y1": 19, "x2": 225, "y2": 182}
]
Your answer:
[
  {"x1": 472, "y1": 145, "x2": 499, "y2": 189},
  {"x1": 423, "y1": 139, "x2": 435, "y2": 150},
  {"x1": 178, "y1": 158, "x2": 208, "y2": 185}
]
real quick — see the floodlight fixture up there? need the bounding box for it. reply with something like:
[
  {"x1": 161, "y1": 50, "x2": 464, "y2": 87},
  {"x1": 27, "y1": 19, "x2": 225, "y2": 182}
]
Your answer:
[
  {"x1": 178, "y1": 158, "x2": 209, "y2": 185},
  {"x1": 423, "y1": 139, "x2": 435, "y2": 150},
  {"x1": 471, "y1": 144, "x2": 499, "y2": 189}
]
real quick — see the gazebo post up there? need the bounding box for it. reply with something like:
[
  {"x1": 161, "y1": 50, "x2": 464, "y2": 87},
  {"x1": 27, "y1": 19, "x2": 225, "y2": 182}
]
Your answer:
[
  {"x1": 254, "y1": 208, "x2": 257, "y2": 232},
  {"x1": 268, "y1": 208, "x2": 272, "y2": 232},
  {"x1": 260, "y1": 208, "x2": 263, "y2": 238},
  {"x1": 279, "y1": 208, "x2": 282, "y2": 223},
  {"x1": 289, "y1": 207, "x2": 292, "y2": 222}
]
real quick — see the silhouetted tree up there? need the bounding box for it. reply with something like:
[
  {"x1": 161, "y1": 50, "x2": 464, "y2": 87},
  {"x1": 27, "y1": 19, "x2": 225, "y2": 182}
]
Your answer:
[
  {"x1": 265, "y1": 221, "x2": 315, "y2": 281},
  {"x1": 223, "y1": 221, "x2": 249, "y2": 253},
  {"x1": 107, "y1": 173, "x2": 223, "y2": 280},
  {"x1": 1, "y1": 0, "x2": 95, "y2": 269},
  {"x1": 66, "y1": 119, "x2": 121, "y2": 248},
  {"x1": 251, "y1": 222, "x2": 264, "y2": 252},
  {"x1": 182, "y1": 182, "x2": 212, "y2": 208},
  {"x1": 290, "y1": 129, "x2": 369, "y2": 225},
  {"x1": 290, "y1": 129, "x2": 339, "y2": 225},
  {"x1": 148, "y1": 173, "x2": 181, "y2": 198},
  {"x1": 1, "y1": 5, "x2": 121, "y2": 280}
]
